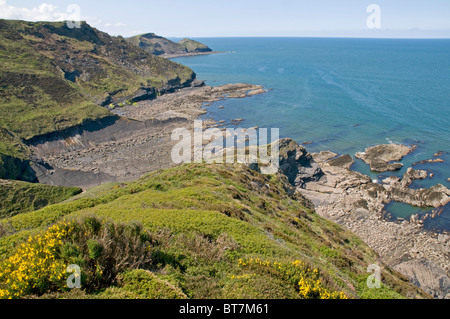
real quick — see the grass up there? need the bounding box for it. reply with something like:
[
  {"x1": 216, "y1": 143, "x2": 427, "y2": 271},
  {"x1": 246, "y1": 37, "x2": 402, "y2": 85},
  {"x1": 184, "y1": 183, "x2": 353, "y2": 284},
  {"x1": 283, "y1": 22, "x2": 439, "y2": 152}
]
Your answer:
[
  {"x1": 0, "y1": 180, "x2": 82, "y2": 219},
  {"x1": 0, "y1": 163, "x2": 430, "y2": 299}
]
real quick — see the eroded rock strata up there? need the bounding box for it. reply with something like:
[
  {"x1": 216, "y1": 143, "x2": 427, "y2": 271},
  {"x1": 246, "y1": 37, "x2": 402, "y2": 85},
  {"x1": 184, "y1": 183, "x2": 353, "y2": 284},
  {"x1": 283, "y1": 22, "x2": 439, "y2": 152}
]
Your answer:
[
  {"x1": 28, "y1": 83, "x2": 266, "y2": 189},
  {"x1": 275, "y1": 140, "x2": 450, "y2": 299}
]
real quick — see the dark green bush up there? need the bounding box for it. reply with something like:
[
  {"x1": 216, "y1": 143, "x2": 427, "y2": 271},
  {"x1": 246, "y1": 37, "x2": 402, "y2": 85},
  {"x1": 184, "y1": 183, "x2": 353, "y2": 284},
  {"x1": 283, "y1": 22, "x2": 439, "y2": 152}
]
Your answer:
[
  {"x1": 62, "y1": 216, "x2": 155, "y2": 292},
  {"x1": 99, "y1": 269, "x2": 187, "y2": 299},
  {"x1": 87, "y1": 239, "x2": 104, "y2": 260}
]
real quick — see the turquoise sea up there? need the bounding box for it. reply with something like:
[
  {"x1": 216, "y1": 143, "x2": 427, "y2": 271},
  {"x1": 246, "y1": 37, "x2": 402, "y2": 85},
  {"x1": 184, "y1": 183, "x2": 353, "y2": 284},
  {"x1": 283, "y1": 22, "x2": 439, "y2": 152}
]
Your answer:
[{"x1": 172, "y1": 37, "x2": 450, "y2": 231}]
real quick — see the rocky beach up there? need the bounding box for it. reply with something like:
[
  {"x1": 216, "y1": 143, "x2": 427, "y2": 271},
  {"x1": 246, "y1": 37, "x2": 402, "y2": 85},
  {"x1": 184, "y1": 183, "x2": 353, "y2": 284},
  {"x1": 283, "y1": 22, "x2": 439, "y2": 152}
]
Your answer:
[
  {"x1": 25, "y1": 80, "x2": 450, "y2": 298},
  {"x1": 295, "y1": 144, "x2": 449, "y2": 298},
  {"x1": 28, "y1": 83, "x2": 266, "y2": 189}
]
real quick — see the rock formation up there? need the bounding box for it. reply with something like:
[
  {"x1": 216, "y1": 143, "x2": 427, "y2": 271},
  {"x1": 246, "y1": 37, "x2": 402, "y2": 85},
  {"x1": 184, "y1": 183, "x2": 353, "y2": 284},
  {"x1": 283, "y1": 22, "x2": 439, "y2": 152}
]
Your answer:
[
  {"x1": 355, "y1": 144, "x2": 415, "y2": 172},
  {"x1": 278, "y1": 139, "x2": 326, "y2": 189},
  {"x1": 275, "y1": 139, "x2": 450, "y2": 299}
]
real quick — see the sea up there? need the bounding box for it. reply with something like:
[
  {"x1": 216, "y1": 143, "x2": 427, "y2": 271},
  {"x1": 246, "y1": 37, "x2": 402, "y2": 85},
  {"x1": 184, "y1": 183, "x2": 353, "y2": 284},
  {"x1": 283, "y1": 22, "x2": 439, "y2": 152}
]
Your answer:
[{"x1": 171, "y1": 37, "x2": 450, "y2": 232}]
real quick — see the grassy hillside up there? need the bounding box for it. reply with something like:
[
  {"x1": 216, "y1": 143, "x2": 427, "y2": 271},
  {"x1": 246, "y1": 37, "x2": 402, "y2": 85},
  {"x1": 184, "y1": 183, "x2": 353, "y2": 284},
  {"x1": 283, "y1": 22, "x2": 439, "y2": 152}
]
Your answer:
[
  {"x1": 127, "y1": 33, "x2": 212, "y2": 56},
  {"x1": 179, "y1": 38, "x2": 213, "y2": 53},
  {"x1": 0, "y1": 164, "x2": 429, "y2": 299},
  {"x1": 0, "y1": 180, "x2": 82, "y2": 219},
  {"x1": 0, "y1": 19, "x2": 196, "y2": 179}
]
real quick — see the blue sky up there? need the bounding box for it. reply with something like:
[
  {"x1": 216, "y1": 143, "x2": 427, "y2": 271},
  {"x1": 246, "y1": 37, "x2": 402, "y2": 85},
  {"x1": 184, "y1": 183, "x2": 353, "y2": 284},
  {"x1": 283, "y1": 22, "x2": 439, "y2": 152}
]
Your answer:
[{"x1": 1, "y1": 0, "x2": 449, "y2": 38}]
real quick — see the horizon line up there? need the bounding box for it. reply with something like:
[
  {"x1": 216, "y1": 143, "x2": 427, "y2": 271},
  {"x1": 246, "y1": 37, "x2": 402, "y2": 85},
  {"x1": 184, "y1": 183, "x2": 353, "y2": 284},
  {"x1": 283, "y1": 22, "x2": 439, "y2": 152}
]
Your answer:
[{"x1": 165, "y1": 35, "x2": 450, "y2": 40}]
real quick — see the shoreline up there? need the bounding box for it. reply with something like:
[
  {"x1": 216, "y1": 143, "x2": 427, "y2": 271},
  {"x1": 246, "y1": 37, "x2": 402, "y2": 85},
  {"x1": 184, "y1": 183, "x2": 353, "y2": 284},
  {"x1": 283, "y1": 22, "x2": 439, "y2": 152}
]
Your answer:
[
  {"x1": 195, "y1": 94, "x2": 450, "y2": 298},
  {"x1": 28, "y1": 83, "x2": 266, "y2": 190},
  {"x1": 298, "y1": 150, "x2": 450, "y2": 298},
  {"x1": 25, "y1": 81, "x2": 449, "y2": 298}
]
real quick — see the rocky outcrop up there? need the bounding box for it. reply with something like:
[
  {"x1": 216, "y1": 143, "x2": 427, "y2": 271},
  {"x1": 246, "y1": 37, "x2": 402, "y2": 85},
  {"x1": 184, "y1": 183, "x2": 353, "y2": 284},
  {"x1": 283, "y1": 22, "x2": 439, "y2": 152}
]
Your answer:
[
  {"x1": 382, "y1": 169, "x2": 450, "y2": 208},
  {"x1": 395, "y1": 259, "x2": 450, "y2": 299},
  {"x1": 355, "y1": 144, "x2": 415, "y2": 172},
  {"x1": 400, "y1": 168, "x2": 428, "y2": 187},
  {"x1": 278, "y1": 139, "x2": 326, "y2": 189}
]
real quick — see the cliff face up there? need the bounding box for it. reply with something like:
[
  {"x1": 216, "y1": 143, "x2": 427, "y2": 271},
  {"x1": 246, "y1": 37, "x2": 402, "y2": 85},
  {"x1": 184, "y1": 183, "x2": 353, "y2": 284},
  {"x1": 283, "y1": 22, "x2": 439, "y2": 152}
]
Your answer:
[
  {"x1": 127, "y1": 33, "x2": 212, "y2": 56},
  {"x1": 0, "y1": 20, "x2": 196, "y2": 179}
]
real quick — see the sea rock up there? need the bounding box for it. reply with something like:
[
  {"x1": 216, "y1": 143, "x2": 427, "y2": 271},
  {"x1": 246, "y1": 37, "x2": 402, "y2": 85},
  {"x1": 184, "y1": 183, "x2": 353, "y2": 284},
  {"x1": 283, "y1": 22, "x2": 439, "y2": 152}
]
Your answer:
[
  {"x1": 311, "y1": 151, "x2": 338, "y2": 163},
  {"x1": 413, "y1": 158, "x2": 445, "y2": 166},
  {"x1": 355, "y1": 144, "x2": 414, "y2": 172},
  {"x1": 401, "y1": 168, "x2": 428, "y2": 187},
  {"x1": 327, "y1": 154, "x2": 355, "y2": 170},
  {"x1": 247, "y1": 88, "x2": 266, "y2": 96}
]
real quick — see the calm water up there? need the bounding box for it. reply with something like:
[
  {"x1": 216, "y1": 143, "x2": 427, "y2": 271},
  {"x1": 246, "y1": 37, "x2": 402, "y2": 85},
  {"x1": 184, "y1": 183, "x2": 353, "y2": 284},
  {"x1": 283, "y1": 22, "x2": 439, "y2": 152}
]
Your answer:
[{"x1": 172, "y1": 37, "x2": 450, "y2": 230}]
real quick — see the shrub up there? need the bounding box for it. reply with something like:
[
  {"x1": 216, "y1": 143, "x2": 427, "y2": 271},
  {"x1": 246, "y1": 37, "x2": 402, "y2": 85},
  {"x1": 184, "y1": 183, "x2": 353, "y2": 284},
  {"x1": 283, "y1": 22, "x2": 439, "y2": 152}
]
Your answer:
[
  {"x1": 99, "y1": 269, "x2": 186, "y2": 299},
  {"x1": 231, "y1": 258, "x2": 348, "y2": 299},
  {"x1": 0, "y1": 222, "x2": 72, "y2": 298},
  {"x1": 0, "y1": 216, "x2": 154, "y2": 298}
]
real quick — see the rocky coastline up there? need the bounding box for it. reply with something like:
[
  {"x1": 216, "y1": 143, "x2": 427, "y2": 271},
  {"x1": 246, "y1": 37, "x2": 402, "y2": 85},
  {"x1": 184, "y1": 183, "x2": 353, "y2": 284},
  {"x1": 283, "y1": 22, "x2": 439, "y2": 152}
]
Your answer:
[
  {"x1": 279, "y1": 141, "x2": 449, "y2": 299},
  {"x1": 27, "y1": 83, "x2": 266, "y2": 189},
  {"x1": 26, "y1": 81, "x2": 449, "y2": 299}
]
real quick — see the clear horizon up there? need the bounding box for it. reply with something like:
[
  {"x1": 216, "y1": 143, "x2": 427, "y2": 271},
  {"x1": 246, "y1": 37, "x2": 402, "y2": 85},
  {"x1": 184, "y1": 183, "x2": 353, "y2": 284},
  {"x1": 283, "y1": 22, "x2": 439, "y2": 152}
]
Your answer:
[{"x1": 0, "y1": 0, "x2": 449, "y2": 39}]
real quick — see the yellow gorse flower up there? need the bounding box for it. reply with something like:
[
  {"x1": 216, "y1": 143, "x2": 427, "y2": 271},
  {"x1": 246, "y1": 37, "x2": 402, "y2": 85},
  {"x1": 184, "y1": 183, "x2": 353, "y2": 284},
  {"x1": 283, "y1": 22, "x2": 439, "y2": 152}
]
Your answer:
[
  {"x1": 231, "y1": 258, "x2": 348, "y2": 299},
  {"x1": 0, "y1": 221, "x2": 73, "y2": 299}
]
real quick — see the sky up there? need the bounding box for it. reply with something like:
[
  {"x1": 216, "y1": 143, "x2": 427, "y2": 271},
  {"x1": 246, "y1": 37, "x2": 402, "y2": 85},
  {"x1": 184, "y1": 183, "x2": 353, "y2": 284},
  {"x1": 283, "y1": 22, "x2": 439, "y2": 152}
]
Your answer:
[{"x1": 1, "y1": 0, "x2": 449, "y2": 38}]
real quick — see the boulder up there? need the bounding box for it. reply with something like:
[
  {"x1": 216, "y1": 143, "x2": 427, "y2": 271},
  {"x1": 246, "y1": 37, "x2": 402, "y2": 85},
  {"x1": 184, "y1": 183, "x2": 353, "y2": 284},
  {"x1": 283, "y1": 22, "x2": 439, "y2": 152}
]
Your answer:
[{"x1": 356, "y1": 144, "x2": 414, "y2": 172}]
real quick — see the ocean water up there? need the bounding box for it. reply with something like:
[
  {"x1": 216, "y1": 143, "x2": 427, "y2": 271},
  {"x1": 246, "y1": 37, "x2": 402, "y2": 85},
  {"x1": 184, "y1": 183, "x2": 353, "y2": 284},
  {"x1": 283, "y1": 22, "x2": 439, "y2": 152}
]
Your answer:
[{"x1": 171, "y1": 37, "x2": 450, "y2": 230}]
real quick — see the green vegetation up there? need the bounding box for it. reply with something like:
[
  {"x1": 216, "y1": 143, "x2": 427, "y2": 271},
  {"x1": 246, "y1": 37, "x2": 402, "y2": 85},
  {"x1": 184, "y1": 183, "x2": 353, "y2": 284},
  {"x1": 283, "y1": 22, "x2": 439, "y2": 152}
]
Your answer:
[
  {"x1": 178, "y1": 38, "x2": 212, "y2": 53},
  {"x1": 0, "y1": 217, "x2": 154, "y2": 298},
  {"x1": 0, "y1": 164, "x2": 429, "y2": 299},
  {"x1": 0, "y1": 179, "x2": 82, "y2": 219},
  {"x1": 99, "y1": 270, "x2": 187, "y2": 299},
  {"x1": 0, "y1": 19, "x2": 196, "y2": 175},
  {"x1": 127, "y1": 33, "x2": 212, "y2": 56}
]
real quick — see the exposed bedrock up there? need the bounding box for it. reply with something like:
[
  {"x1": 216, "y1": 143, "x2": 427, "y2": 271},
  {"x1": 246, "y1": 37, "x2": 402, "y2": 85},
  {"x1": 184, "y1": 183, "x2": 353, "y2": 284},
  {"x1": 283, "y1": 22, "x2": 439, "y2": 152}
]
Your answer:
[
  {"x1": 26, "y1": 83, "x2": 267, "y2": 190},
  {"x1": 276, "y1": 139, "x2": 450, "y2": 299},
  {"x1": 277, "y1": 138, "x2": 326, "y2": 189}
]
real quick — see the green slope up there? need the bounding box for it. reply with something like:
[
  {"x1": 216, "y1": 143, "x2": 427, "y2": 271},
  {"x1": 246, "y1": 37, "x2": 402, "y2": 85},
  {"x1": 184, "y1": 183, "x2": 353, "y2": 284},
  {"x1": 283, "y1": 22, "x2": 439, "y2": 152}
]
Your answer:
[
  {"x1": 0, "y1": 19, "x2": 196, "y2": 180},
  {"x1": 0, "y1": 164, "x2": 429, "y2": 299},
  {"x1": 178, "y1": 38, "x2": 212, "y2": 53},
  {"x1": 0, "y1": 179, "x2": 82, "y2": 219}
]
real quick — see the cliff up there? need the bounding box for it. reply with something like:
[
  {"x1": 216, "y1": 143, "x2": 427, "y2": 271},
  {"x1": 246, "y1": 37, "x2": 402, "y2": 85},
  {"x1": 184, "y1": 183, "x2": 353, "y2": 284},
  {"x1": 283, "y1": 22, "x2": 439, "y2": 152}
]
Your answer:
[
  {"x1": 126, "y1": 33, "x2": 212, "y2": 57},
  {"x1": 0, "y1": 19, "x2": 196, "y2": 180}
]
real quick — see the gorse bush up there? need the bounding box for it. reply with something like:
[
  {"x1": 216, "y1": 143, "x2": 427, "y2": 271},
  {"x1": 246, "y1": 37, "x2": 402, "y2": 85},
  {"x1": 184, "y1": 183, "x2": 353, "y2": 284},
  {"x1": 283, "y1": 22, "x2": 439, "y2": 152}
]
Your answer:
[
  {"x1": 232, "y1": 258, "x2": 348, "y2": 299},
  {"x1": 0, "y1": 222, "x2": 72, "y2": 298},
  {"x1": 0, "y1": 217, "x2": 154, "y2": 298}
]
